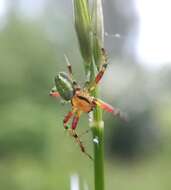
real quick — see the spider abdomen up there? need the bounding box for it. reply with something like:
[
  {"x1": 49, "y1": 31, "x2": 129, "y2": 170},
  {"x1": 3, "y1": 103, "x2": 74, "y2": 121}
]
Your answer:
[{"x1": 55, "y1": 72, "x2": 74, "y2": 101}]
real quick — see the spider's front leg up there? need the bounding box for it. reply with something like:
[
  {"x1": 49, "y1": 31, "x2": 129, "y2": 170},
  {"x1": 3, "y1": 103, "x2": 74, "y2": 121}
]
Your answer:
[{"x1": 88, "y1": 48, "x2": 108, "y2": 91}]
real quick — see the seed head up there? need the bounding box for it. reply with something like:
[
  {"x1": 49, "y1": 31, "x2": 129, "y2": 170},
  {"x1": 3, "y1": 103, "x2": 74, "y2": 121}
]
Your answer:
[
  {"x1": 92, "y1": 0, "x2": 104, "y2": 69},
  {"x1": 73, "y1": 0, "x2": 92, "y2": 64}
]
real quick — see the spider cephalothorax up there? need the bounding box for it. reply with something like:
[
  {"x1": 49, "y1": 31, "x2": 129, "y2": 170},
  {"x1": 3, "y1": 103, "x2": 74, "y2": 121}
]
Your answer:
[{"x1": 50, "y1": 49, "x2": 126, "y2": 159}]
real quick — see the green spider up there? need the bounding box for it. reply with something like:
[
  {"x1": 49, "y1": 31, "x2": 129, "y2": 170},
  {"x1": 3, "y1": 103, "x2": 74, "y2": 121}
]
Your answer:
[{"x1": 50, "y1": 48, "x2": 126, "y2": 159}]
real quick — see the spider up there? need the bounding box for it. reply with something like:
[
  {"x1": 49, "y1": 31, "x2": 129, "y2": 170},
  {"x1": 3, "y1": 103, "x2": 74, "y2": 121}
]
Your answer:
[{"x1": 50, "y1": 48, "x2": 126, "y2": 159}]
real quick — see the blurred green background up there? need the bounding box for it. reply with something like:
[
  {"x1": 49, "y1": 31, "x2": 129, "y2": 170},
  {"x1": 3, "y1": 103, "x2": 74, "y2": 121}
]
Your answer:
[{"x1": 0, "y1": 1, "x2": 171, "y2": 190}]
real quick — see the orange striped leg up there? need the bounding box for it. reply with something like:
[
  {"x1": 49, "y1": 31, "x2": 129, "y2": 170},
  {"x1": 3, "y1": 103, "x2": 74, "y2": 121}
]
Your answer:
[
  {"x1": 88, "y1": 48, "x2": 108, "y2": 91},
  {"x1": 68, "y1": 112, "x2": 93, "y2": 160},
  {"x1": 68, "y1": 128, "x2": 93, "y2": 160},
  {"x1": 64, "y1": 55, "x2": 80, "y2": 90},
  {"x1": 49, "y1": 86, "x2": 60, "y2": 97},
  {"x1": 93, "y1": 98, "x2": 128, "y2": 122},
  {"x1": 63, "y1": 110, "x2": 74, "y2": 129},
  {"x1": 64, "y1": 54, "x2": 73, "y2": 77},
  {"x1": 49, "y1": 91, "x2": 60, "y2": 97},
  {"x1": 71, "y1": 112, "x2": 81, "y2": 129}
]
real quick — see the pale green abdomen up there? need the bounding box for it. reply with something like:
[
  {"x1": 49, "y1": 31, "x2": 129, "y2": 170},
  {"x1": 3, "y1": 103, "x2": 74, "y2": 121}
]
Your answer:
[{"x1": 55, "y1": 72, "x2": 74, "y2": 101}]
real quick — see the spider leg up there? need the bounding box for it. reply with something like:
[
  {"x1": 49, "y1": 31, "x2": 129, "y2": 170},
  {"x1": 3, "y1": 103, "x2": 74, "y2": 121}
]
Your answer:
[
  {"x1": 49, "y1": 86, "x2": 60, "y2": 97},
  {"x1": 88, "y1": 48, "x2": 108, "y2": 91},
  {"x1": 63, "y1": 109, "x2": 76, "y2": 129},
  {"x1": 64, "y1": 54, "x2": 81, "y2": 91},
  {"x1": 68, "y1": 128, "x2": 93, "y2": 160},
  {"x1": 49, "y1": 91, "x2": 60, "y2": 97},
  {"x1": 63, "y1": 110, "x2": 92, "y2": 159},
  {"x1": 71, "y1": 111, "x2": 81, "y2": 129},
  {"x1": 79, "y1": 128, "x2": 91, "y2": 138},
  {"x1": 67, "y1": 111, "x2": 93, "y2": 160},
  {"x1": 64, "y1": 54, "x2": 73, "y2": 78},
  {"x1": 93, "y1": 98, "x2": 128, "y2": 122}
]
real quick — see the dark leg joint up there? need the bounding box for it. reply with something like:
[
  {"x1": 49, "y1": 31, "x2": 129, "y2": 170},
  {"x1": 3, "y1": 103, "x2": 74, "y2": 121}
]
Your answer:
[{"x1": 73, "y1": 134, "x2": 78, "y2": 138}]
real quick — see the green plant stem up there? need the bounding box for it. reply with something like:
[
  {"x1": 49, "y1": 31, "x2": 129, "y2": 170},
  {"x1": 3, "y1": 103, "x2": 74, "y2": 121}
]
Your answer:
[
  {"x1": 91, "y1": 66, "x2": 104, "y2": 190},
  {"x1": 92, "y1": 92, "x2": 104, "y2": 190}
]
